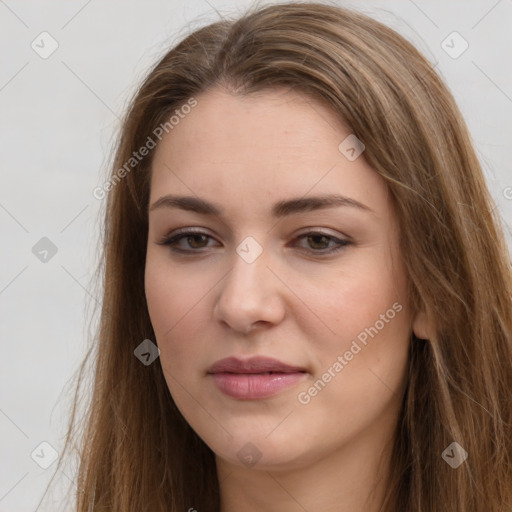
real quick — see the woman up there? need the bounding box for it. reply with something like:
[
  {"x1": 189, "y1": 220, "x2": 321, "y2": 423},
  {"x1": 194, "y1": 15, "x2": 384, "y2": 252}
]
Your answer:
[{"x1": 51, "y1": 2, "x2": 512, "y2": 511}]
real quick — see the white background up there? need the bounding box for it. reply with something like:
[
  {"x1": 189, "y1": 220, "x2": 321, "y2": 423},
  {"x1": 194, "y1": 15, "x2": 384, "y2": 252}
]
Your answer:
[{"x1": 1, "y1": 0, "x2": 511, "y2": 510}]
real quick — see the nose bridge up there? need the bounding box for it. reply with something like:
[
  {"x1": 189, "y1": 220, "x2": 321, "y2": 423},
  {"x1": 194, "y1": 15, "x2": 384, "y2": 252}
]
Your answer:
[
  {"x1": 214, "y1": 236, "x2": 284, "y2": 331},
  {"x1": 224, "y1": 238, "x2": 270, "y2": 298}
]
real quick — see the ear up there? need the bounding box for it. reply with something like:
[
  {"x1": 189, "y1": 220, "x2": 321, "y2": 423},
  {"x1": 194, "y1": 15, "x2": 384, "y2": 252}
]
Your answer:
[{"x1": 412, "y1": 309, "x2": 430, "y2": 340}]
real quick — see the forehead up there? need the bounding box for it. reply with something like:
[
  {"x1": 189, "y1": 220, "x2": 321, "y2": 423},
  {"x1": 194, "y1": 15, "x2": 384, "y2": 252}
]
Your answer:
[
  {"x1": 154, "y1": 87, "x2": 349, "y2": 167},
  {"x1": 149, "y1": 87, "x2": 389, "y2": 219}
]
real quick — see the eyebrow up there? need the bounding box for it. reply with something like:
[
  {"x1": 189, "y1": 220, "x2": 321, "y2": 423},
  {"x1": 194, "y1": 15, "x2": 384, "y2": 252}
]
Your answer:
[{"x1": 149, "y1": 193, "x2": 373, "y2": 218}]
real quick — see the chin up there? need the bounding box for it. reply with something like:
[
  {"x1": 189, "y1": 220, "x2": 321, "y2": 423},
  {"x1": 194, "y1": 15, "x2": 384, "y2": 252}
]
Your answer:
[{"x1": 207, "y1": 428, "x2": 321, "y2": 472}]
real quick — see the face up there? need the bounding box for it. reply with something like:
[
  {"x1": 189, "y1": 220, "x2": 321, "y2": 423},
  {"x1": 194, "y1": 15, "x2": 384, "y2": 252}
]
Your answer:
[{"x1": 145, "y1": 86, "x2": 420, "y2": 473}]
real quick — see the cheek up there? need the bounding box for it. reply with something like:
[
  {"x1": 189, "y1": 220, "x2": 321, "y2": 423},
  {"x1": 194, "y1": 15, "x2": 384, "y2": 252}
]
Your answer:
[
  {"x1": 144, "y1": 252, "x2": 217, "y2": 380},
  {"x1": 145, "y1": 252, "x2": 203, "y2": 331},
  {"x1": 307, "y1": 260, "x2": 405, "y2": 340},
  {"x1": 145, "y1": 257, "x2": 193, "y2": 350},
  {"x1": 302, "y1": 252, "x2": 411, "y2": 389}
]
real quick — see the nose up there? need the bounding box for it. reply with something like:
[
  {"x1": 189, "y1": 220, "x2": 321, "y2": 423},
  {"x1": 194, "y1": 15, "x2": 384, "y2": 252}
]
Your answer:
[{"x1": 212, "y1": 246, "x2": 286, "y2": 334}]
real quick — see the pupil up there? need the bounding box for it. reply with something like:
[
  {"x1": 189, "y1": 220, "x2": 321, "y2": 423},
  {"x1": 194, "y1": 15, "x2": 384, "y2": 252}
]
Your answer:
[
  {"x1": 309, "y1": 235, "x2": 327, "y2": 249},
  {"x1": 189, "y1": 235, "x2": 207, "y2": 248}
]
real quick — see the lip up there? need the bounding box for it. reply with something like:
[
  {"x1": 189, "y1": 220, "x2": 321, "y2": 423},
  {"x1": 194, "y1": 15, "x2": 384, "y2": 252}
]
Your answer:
[{"x1": 207, "y1": 356, "x2": 308, "y2": 400}]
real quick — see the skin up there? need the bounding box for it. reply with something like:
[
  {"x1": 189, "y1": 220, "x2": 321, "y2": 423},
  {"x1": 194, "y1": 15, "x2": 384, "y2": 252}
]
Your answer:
[{"x1": 145, "y1": 86, "x2": 429, "y2": 512}]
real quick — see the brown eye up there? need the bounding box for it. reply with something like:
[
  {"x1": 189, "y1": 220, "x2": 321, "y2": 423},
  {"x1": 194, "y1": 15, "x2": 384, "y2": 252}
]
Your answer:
[
  {"x1": 294, "y1": 232, "x2": 351, "y2": 254},
  {"x1": 157, "y1": 229, "x2": 351, "y2": 256},
  {"x1": 186, "y1": 234, "x2": 209, "y2": 249},
  {"x1": 306, "y1": 234, "x2": 331, "y2": 250},
  {"x1": 157, "y1": 230, "x2": 217, "y2": 252}
]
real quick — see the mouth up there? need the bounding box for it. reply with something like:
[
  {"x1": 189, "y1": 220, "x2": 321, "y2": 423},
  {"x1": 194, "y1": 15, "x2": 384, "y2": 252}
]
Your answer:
[
  {"x1": 207, "y1": 356, "x2": 308, "y2": 400},
  {"x1": 207, "y1": 356, "x2": 307, "y2": 374}
]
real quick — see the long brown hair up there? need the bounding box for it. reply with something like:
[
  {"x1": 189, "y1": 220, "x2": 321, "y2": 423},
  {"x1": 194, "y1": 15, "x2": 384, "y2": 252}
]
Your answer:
[{"x1": 45, "y1": 2, "x2": 512, "y2": 510}]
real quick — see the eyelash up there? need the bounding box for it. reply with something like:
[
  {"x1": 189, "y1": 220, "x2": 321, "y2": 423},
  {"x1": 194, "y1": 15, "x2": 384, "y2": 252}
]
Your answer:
[{"x1": 156, "y1": 228, "x2": 352, "y2": 256}]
